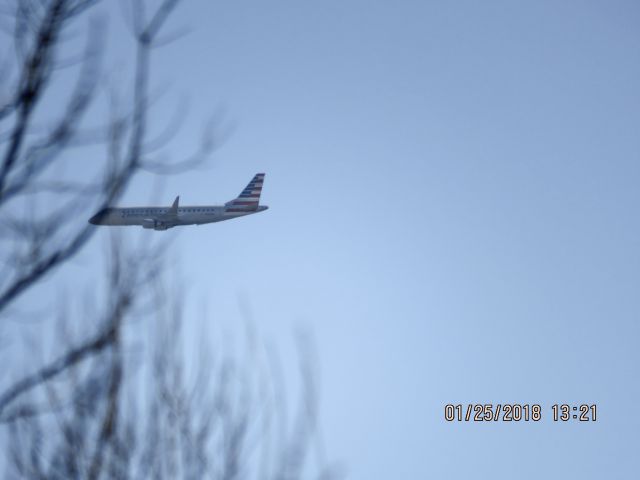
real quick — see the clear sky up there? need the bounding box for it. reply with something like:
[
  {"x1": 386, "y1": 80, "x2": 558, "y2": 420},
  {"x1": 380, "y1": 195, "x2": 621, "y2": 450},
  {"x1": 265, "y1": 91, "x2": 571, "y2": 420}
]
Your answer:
[{"x1": 11, "y1": 0, "x2": 640, "y2": 478}]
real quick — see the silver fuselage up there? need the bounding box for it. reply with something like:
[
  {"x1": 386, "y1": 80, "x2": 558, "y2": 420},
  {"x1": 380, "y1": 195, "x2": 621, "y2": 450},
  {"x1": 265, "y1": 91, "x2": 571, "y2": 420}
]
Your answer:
[{"x1": 89, "y1": 204, "x2": 268, "y2": 230}]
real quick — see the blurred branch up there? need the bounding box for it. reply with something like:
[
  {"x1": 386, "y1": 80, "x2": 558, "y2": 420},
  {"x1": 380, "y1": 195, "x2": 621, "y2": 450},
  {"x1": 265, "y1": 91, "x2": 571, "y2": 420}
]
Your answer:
[
  {"x1": 0, "y1": 0, "x2": 68, "y2": 198},
  {"x1": 0, "y1": 0, "x2": 195, "y2": 315},
  {"x1": 0, "y1": 1, "x2": 341, "y2": 478},
  {"x1": 1, "y1": 15, "x2": 105, "y2": 203},
  {"x1": 0, "y1": 321, "x2": 116, "y2": 423},
  {"x1": 0, "y1": 234, "x2": 163, "y2": 423},
  {"x1": 3, "y1": 244, "x2": 342, "y2": 479}
]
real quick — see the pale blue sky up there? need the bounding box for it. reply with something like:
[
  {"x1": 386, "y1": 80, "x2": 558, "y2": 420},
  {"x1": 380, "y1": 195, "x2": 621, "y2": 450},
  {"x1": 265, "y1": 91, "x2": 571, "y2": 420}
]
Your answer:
[{"x1": 10, "y1": 0, "x2": 640, "y2": 478}]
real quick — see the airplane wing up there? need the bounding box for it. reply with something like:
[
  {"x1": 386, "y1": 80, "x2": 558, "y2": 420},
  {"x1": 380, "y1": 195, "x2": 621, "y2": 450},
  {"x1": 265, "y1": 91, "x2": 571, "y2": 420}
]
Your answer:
[{"x1": 142, "y1": 196, "x2": 179, "y2": 230}]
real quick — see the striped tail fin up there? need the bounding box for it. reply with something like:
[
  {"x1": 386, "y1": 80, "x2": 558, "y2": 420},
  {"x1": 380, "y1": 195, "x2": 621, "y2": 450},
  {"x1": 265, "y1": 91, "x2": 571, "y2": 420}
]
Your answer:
[{"x1": 225, "y1": 173, "x2": 265, "y2": 210}]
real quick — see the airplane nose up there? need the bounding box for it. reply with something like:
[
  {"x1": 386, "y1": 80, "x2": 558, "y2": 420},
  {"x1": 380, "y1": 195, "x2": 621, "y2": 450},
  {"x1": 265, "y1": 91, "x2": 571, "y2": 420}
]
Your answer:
[{"x1": 89, "y1": 209, "x2": 108, "y2": 224}]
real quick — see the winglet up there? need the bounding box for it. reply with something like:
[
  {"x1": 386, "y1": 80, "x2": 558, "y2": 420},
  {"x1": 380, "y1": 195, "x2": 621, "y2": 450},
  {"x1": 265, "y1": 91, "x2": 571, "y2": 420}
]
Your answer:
[{"x1": 169, "y1": 195, "x2": 179, "y2": 215}]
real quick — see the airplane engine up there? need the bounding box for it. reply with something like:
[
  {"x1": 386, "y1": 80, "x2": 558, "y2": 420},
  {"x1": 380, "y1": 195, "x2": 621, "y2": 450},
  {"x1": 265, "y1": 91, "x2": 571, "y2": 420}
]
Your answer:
[{"x1": 142, "y1": 219, "x2": 169, "y2": 230}]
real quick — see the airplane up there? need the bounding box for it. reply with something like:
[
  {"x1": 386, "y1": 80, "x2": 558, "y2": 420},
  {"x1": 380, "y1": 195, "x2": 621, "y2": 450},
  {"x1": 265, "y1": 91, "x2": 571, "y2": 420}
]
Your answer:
[{"x1": 89, "y1": 173, "x2": 268, "y2": 230}]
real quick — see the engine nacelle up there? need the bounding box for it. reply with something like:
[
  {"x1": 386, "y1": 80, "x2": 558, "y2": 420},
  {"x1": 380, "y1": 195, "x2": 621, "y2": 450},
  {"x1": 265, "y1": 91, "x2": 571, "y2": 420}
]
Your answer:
[{"x1": 142, "y1": 219, "x2": 169, "y2": 231}]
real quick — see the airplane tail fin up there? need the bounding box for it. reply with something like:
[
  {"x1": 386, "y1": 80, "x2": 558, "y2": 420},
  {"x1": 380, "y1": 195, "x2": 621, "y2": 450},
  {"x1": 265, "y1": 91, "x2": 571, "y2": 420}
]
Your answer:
[
  {"x1": 225, "y1": 173, "x2": 265, "y2": 210},
  {"x1": 168, "y1": 196, "x2": 179, "y2": 215}
]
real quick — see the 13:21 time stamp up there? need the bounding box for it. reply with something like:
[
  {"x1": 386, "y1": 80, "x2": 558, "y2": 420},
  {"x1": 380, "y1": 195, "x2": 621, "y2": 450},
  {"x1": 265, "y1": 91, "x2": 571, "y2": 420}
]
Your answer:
[{"x1": 552, "y1": 404, "x2": 597, "y2": 422}]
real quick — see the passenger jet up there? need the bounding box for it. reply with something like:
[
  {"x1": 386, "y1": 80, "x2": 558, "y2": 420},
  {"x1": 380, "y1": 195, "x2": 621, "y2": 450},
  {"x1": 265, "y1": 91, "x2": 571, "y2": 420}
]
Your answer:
[{"x1": 89, "y1": 173, "x2": 268, "y2": 230}]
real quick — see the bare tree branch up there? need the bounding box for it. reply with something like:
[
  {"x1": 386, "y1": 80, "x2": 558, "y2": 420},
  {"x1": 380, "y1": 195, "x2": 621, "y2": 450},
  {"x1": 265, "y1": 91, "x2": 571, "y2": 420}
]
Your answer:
[
  {"x1": 0, "y1": 2, "x2": 341, "y2": 478},
  {"x1": 0, "y1": 322, "x2": 116, "y2": 422},
  {"x1": 0, "y1": 0, "x2": 193, "y2": 315},
  {"x1": 0, "y1": 0, "x2": 68, "y2": 198}
]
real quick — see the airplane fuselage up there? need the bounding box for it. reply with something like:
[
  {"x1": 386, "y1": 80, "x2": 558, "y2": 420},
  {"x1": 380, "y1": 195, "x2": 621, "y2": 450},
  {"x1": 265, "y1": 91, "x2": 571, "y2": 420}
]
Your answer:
[{"x1": 90, "y1": 204, "x2": 268, "y2": 230}]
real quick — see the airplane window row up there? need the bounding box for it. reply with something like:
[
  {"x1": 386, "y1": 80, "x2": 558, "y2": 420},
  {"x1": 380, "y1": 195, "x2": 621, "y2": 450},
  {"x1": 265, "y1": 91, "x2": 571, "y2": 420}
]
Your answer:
[
  {"x1": 124, "y1": 208, "x2": 214, "y2": 215},
  {"x1": 125, "y1": 210, "x2": 167, "y2": 215}
]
